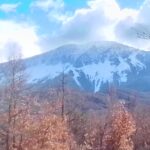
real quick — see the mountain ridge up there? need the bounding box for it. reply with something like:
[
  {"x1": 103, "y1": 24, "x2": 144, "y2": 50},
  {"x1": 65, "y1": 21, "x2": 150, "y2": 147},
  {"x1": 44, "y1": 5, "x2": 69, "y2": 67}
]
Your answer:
[{"x1": 1, "y1": 41, "x2": 150, "y2": 93}]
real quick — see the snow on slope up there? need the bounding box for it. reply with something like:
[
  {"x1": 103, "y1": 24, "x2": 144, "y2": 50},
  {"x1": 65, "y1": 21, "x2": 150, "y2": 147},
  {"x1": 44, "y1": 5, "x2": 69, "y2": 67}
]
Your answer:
[{"x1": 25, "y1": 41, "x2": 146, "y2": 92}]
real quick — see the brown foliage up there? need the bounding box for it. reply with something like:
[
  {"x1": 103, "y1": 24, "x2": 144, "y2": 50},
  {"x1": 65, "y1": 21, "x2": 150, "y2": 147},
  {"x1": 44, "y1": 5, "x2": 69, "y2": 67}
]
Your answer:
[
  {"x1": 83, "y1": 103, "x2": 136, "y2": 150},
  {"x1": 103, "y1": 103, "x2": 136, "y2": 150},
  {"x1": 0, "y1": 100, "x2": 76, "y2": 150}
]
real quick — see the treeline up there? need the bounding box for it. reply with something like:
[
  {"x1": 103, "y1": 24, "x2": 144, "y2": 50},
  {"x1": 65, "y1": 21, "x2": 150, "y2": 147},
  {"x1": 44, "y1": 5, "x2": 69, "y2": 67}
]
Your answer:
[{"x1": 0, "y1": 56, "x2": 149, "y2": 150}]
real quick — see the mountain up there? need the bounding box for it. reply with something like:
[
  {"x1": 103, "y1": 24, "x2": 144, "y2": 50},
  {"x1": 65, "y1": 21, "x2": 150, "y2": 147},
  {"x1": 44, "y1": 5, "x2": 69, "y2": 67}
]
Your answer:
[{"x1": 5, "y1": 41, "x2": 150, "y2": 92}]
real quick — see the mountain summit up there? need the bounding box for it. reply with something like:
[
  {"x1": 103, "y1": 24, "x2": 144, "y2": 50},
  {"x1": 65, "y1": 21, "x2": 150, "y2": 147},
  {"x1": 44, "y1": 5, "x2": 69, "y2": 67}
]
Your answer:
[{"x1": 12, "y1": 41, "x2": 150, "y2": 92}]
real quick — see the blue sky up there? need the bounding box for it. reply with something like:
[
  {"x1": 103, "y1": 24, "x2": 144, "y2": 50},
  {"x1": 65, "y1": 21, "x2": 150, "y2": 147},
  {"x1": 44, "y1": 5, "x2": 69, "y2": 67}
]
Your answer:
[
  {"x1": 0, "y1": 0, "x2": 150, "y2": 61},
  {"x1": 0, "y1": 0, "x2": 145, "y2": 17},
  {"x1": 117, "y1": 0, "x2": 144, "y2": 8}
]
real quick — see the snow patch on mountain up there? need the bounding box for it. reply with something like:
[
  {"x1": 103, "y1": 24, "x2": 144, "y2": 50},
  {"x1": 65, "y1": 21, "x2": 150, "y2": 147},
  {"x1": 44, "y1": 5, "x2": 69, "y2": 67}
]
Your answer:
[
  {"x1": 70, "y1": 57, "x2": 131, "y2": 92},
  {"x1": 24, "y1": 41, "x2": 146, "y2": 92},
  {"x1": 26, "y1": 56, "x2": 141, "y2": 92},
  {"x1": 128, "y1": 53, "x2": 146, "y2": 69},
  {"x1": 27, "y1": 63, "x2": 64, "y2": 82}
]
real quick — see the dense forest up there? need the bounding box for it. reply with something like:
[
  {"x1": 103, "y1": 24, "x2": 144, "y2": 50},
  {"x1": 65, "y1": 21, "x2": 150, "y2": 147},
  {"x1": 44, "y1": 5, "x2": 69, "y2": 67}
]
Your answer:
[{"x1": 0, "y1": 55, "x2": 149, "y2": 150}]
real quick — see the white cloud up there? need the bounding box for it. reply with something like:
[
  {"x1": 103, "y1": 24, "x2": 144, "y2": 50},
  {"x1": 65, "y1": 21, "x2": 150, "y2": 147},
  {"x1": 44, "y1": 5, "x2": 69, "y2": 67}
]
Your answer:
[
  {"x1": 31, "y1": 0, "x2": 65, "y2": 22},
  {"x1": 32, "y1": 0, "x2": 64, "y2": 12},
  {"x1": 46, "y1": 0, "x2": 150, "y2": 51},
  {"x1": 138, "y1": 0, "x2": 150, "y2": 25},
  {"x1": 0, "y1": 20, "x2": 41, "y2": 62},
  {"x1": 57, "y1": 0, "x2": 137, "y2": 44},
  {"x1": 1, "y1": 0, "x2": 149, "y2": 57},
  {"x1": 0, "y1": 3, "x2": 20, "y2": 13},
  {"x1": 58, "y1": 0, "x2": 115, "y2": 43},
  {"x1": 87, "y1": 0, "x2": 120, "y2": 21},
  {"x1": 114, "y1": 0, "x2": 150, "y2": 50}
]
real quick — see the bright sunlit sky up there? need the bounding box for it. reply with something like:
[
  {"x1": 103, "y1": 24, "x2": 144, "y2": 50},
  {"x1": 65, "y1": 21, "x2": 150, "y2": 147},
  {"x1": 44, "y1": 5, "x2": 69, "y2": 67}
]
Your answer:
[{"x1": 0, "y1": 0, "x2": 150, "y2": 61}]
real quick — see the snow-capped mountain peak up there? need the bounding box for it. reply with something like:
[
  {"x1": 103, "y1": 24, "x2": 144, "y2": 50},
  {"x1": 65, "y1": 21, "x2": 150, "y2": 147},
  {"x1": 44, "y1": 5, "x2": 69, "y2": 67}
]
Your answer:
[{"x1": 21, "y1": 41, "x2": 150, "y2": 92}]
